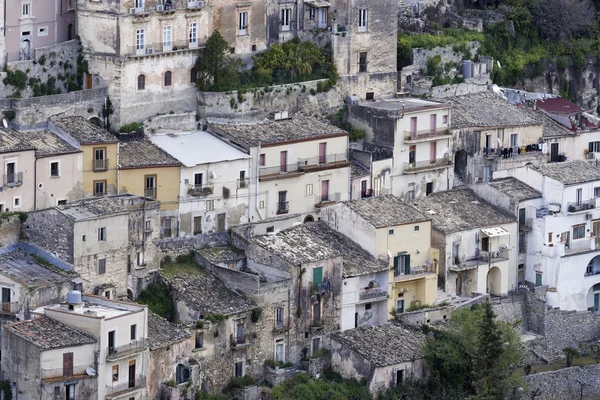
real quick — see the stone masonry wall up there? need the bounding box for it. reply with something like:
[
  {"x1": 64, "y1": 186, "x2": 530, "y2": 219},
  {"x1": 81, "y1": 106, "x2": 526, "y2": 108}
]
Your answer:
[
  {"x1": 492, "y1": 300, "x2": 525, "y2": 332},
  {"x1": 411, "y1": 42, "x2": 480, "y2": 70},
  {"x1": 0, "y1": 215, "x2": 22, "y2": 249},
  {"x1": 543, "y1": 308, "x2": 600, "y2": 352},
  {"x1": 525, "y1": 364, "x2": 600, "y2": 400},
  {"x1": 24, "y1": 209, "x2": 74, "y2": 263},
  {"x1": 154, "y1": 232, "x2": 230, "y2": 259}
]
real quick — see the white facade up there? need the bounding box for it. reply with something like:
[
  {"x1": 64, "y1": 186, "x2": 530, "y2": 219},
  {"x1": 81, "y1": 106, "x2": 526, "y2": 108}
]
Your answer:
[{"x1": 340, "y1": 270, "x2": 389, "y2": 331}]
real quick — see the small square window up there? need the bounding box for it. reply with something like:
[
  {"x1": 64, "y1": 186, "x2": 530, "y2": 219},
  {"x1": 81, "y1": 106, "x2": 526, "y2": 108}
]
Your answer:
[
  {"x1": 266, "y1": 226, "x2": 274, "y2": 233},
  {"x1": 443, "y1": 115, "x2": 448, "y2": 124},
  {"x1": 251, "y1": 44, "x2": 257, "y2": 52},
  {"x1": 57, "y1": 199, "x2": 67, "y2": 206},
  {"x1": 388, "y1": 229, "x2": 394, "y2": 235},
  {"x1": 366, "y1": 92, "x2": 374, "y2": 100},
  {"x1": 13, "y1": 197, "x2": 21, "y2": 208},
  {"x1": 98, "y1": 259, "x2": 106, "y2": 274},
  {"x1": 50, "y1": 161, "x2": 59, "y2": 177},
  {"x1": 414, "y1": 225, "x2": 420, "y2": 232},
  {"x1": 365, "y1": 303, "x2": 372, "y2": 310},
  {"x1": 259, "y1": 200, "x2": 265, "y2": 209}
]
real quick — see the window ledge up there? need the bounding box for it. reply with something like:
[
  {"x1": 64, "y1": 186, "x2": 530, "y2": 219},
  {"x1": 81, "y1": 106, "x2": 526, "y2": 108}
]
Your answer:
[
  {"x1": 193, "y1": 347, "x2": 207, "y2": 352},
  {"x1": 50, "y1": 176, "x2": 61, "y2": 179}
]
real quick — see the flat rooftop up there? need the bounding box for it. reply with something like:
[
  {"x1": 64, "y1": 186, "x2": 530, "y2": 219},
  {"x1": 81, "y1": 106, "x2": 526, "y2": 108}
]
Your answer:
[
  {"x1": 149, "y1": 131, "x2": 250, "y2": 167},
  {"x1": 412, "y1": 188, "x2": 516, "y2": 234},
  {"x1": 0, "y1": 248, "x2": 71, "y2": 287},
  {"x1": 43, "y1": 295, "x2": 145, "y2": 319},
  {"x1": 5, "y1": 315, "x2": 96, "y2": 350},
  {"x1": 533, "y1": 160, "x2": 600, "y2": 185},
  {"x1": 341, "y1": 195, "x2": 430, "y2": 228},
  {"x1": 488, "y1": 178, "x2": 542, "y2": 202},
  {"x1": 209, "y1": 115, "x2": 346, "y2": 149}
]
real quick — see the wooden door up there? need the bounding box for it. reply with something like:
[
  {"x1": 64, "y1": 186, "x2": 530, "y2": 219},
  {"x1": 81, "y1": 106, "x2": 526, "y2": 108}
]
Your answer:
[
  {"x1": 63, "y1": 352, "x2": 73, "y2": 377},
  {"x1": 1, "y1": 288, "x2": 10, "y2": 311},
  {"x1": 280, "y1": 151, "x2": 287, "y2": 172},
  {"x1": 128, "y1": 361, "x2": 136, "y2": 388},
  {"x1": 410, "y1": 117, "x2": 417, "y2": 138},
  {"x1": 319, "y1": 142, "x2": 326, "y2": 164},
  {"x1": 551, "y1": 143, "x2": 559, "y2": 162},
  {"x1": 321, "y1": 180, "x2": 329, "y2": 201},
  {"x1": 85, "y1": 73, "x2": 93, "y2": 90},
  {"x1": 430, "y1": 142, "x2": 437, "y2": 163},
  {"x1": 430, "y1": 114, "x2": 436, "y2": 134}
]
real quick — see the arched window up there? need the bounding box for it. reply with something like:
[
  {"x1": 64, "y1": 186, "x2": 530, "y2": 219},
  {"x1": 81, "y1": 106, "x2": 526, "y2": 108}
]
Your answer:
[
  {"x1": 137, "y1": 74, "x2": 145, "y2": 90},
  {"x1": 164, "y1": 71, "x2": 172, "y2": 87},
  {"x1": 190, "y1": 67, "x2": 197, "y2": 84}
]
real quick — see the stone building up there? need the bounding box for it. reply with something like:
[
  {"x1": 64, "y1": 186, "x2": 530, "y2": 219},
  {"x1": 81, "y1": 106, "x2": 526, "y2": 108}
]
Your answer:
[
  {"x1": 0, "y1": 245, "x2": 77, "y2": 322},
  {"x1": 0, "y1": 127, "x2": 36, "y2": 212},
  {"x1": 494, "y1": 161, "x2": 600, "y2": 312},
  {"x1": 213, "y1": 0, "x2": 267, "y2": 58},
  {"x1": 209, "y1": 115, "x2": 350, "y2": 223},
  {"x1": 16, "y1": 129, "x2": 84, "y2": 209},
  {"x1": 321, "y1": 196, "x2": 439, "y2": 314},
  {"x1": 330, "y1": 322, "x2": 427, "y2": 394},
  {"x1": 348, "y1": 98, "x2": 453, "y2": 200},
  {"x1": 1, "y1": 315, "x2": 98, "y2": 400},
  {"x1": 118, "y1": 137, "x2": 182, "y2": 234},
  {"x1": 76, "y1": 0, "x2": 212, "y2": 126},
  {"x1": 446, "y1": 91, "x2": 545, "y2": 185},
  {"x1": 37, "y1": 293, "x2": 150, "y2": 400},
  {"x1": 49, "y1": 116, "x2": 119, "y2": 198},
  {"x1": 150, "y1": 130, "x2": 251, "y2": 237},
  {"x1": 3, "y1": 0, "x2": 76, "y2": 63},
  {"x1": 25, "y1": 194, "x2": 161, "y2": 299},
  {"x1": 160, "y1": 263, "x2": 257, "y2": 392},
  {"x1": 412, "y1": 188, "x2": 518, "y2": 299}
]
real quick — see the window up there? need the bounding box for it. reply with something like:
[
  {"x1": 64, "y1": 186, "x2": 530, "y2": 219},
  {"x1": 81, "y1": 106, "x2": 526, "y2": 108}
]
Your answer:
[
  {"x1": 312, "y1": 266, "x2": 323, "y2": 289},
  {"x1": 93, "y1": 147, "x2": 106, "y2": 171},
  {"x1": 396, "y1": 299, "x2": 405, "y2": 313},
  {"x1": 57, "y1": 199, "x2": 67, "y2": 206},
  {"x1": 98, "y1": 227, "x2": 106, "y2": 241},
  {"x1": 235, "y1": 360, "x2": 244, "y2": 377},
  {"x1": 13, "y1": 197, "x2": 21, "y2": 208},
  {"x1": 393, "y1": 253, "x2": 410, "y2": 276},
  {"x1": 309, "y1": 8, "x2": 316, "y2": 19},
  {"x1": 595, "y1": 187, "x2": 600, "y2": 198},
  {"x1": 359, "y1": 52, "x2": 367, "y2": 73},
  {"x1": 193, "y1": 216, "x2": 202, "y2": 235},
  {"x1": 217, "y1": 213, "x2": 226, "y2": 232},
  {"x1": 130, "y1": 324, "x2": 137, "y2": 340},
  {"x1": 239, "y1": 170, "x2": 247, "y2": 188},
  {"x1": 277, "y1": 191, "x2": 288, "y2": 214},
  {"x1": 98, "y1": 258, "x2": 106, "y2": 274},
  {"x1": 481, "y1": 236, "x2": 489, "y2": 252},
  {"x1": 388, "y1": 229, "x2": 395, "y2": 235},
  {"x1": 358, "y1": 8, "x2": 368, "y2": 32},
  {"x1": 54, "y1": 386, "x2": 60, "y2": 398},
  {"x1": 252, "y1": 44, "x2": 257, "y2": 52},
  {"x1": 163, "y1": 25, "x2": 172, "y2": 51},
  {"x1": 239, "y1": 11, "x2": 248, "y2": 35},
  {"x1": 164, "y1": 71, "x2": 172, "y2": 87},
  {"x1": 108, "y1": 330, "x2": 115, "y2": 352},
  {"x1": 259, "y1": 200, "x2": 265, "y2": 209},
  {"x1": 319, "y1": 142, "x2": 327, "y2": 164},
  {"x1": 163, "y1": 218, "x2": 173, "y2": 238},
  {"x1": 312, "y1": 337, "x2": 321, "y2": 354},
  {"x1": 189, "y1": 22, "x2": 198, "y2": 45},
  {"x1": 397, "y1": 370, "x2": 404, "y2": 386},
  {"x1": 63, "y1": 352, "x2": 73, "y2": 376},
  {"x1": 145, "y1": 175, "x2": 156, "y2": 198},
  {"x1": 275, "y1": 339, "x2": 285, "y2": 362},
  {"x1": 414, "y1": 225, "x2": 420, "y2": 232},
  {"x1": 206, "y1": 200, "x2": 214, "y2": 211},
  {"x1": 137, "y1": 251, "x2": 144, "y2": 266},
  {"x1": 195, "y1": 332, "x2": 204, "y2": 349},
  {"x1": 548, "y1": 232, "x2": 553, "y2": 244},
  {"x1": 190, "y1": 67, "x2": 197, "y2": 84},
  {"x1": 576, "y1": 188, "x2": 583, "y2": 205},
  {"x1": 426, "y1": 182, "x2": 433, "y2": 196},
  {"x1": 112, "y1": 365, "x2": 119, "y2": 381},
  {"x1": 510, "y1": 133, "x2": 519, "y2": 148},
  {"x1": 66, "y1": 384, "x2": 75, "y2": 400},
  {"x1": 259, "y1": 153, "x2": 266, "y2": 166},
  {"x1": 590, "y1": 141, "x2": 600, "y2": 153},
  {"x1": 194, "y1": 173, "x2": 203, "y2": 186},
  {"x1": 573, "y1": 224, "x2": 586, "y2": 239},
  {"x1": 276, "y1": 307, "x2": 284, "y2": 327},
  {"x1": 22, "y1": 3, "x2": 31, "y2": 16},
  {"x1": 136, "y1": 29, "x2": 145, "y2": 53},
  {"x1": 280, "y1": 151, "x2": 288, "y2": 172},
  {"x1": 137, "y1": 74, "x2": 145, "y2": 90},
  {"x1": 312, "y1": 301, "x2": 321, "y2": 323},
  {"x1": 535, "y1": 272, "x2": 542, "y2": 287},
  {"x1": 266, "y1": 226, "x2": 274, "y2": 233},
  {"x1": 82, "y1": 235, "x2": 86, "y2": 242},
  {"x1": 453, "y1": 242, "x2": 460, "y2": 264},
  {"x1": 38, "y1": 27, "x2": 48, "y2": 36},
  {"x1": 281, "y1": 8, "x2": 291, "y2": 31},
  {"x1": 365, "y1": 302, "x2": 372, "y2": 310},
  {"x1": 519, "y1": 232, "x2": 526, "y2": 253},
  {"x1": 135, "y1": 0, "x2": 144, "y2": 8},
  {"x1": 443, "y1": 114, "x2": 448, "y2": 124},
  {"x1": 306, "y1": 183, "x2": 313, "y2": 196}
]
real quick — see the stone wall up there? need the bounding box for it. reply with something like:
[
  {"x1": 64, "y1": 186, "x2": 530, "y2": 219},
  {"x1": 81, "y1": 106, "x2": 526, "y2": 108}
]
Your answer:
[
  {"x1": 492, "y1": 300, "x2": 525, "y2": 332},
  {"x1": 525, "y1": 364, "x2": 600, "y2": 400},
  {"x1": 396, "y1": 305, "x2": 454, "y2": 327},
  {"x1": 24, "y1": 209, "x2": 75, "y2": 263},
  {"x1": 145, "y1": 112, "x2": 198, "y2": 133},
  {"x1": 0, "y1": 214, "x2": 22, "y2": 249},
  {"x1": 411, "y1": 42, "x2": 480, "y2": 70},
  {"x1": 154, "y1": 232, "x2": 230, "y2": 259},
  {"x1": 265, "y1": 366, "x2": 297, "y2": 386}
]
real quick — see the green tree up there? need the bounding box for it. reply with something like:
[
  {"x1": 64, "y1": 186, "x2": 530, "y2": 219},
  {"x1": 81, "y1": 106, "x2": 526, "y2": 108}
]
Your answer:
[
  {"x1": 195, "y1": 30, "x2": 241, "y2": 91},
  {"x1": 563, "y1": 347, "x2": 581, "y2": 367}
]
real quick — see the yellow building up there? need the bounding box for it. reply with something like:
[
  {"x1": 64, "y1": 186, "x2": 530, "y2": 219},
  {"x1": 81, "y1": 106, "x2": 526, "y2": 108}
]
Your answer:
[
  {"x1": 50, "y1": 116, "x2": 119, "y2": 197},
  {"x1": 320, "y1": 195, "x2": 439, "y2": 316},
  {"x1": 117, "y1": 138, "x2": 181, "y2": 214}
]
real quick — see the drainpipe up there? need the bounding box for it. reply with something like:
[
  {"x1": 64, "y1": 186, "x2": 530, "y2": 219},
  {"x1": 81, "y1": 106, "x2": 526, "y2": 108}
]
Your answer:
[
  {"x1": 116, "y1": 142, "x2": 121, "y2": 195},
  {"x1": 33, "y1": 157, "x2": 37, "y2": 210},
  {"x1": 254, "y1": 144, "x2": 263, "y2": 221}
]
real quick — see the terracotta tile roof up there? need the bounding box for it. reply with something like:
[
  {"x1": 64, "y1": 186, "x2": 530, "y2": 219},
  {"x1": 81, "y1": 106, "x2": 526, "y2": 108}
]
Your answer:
[
  {"x1": 17, "y1": 130, "x2": 81, "y2": 158},
  {"x1": 118, "y1": 138, "x2": 181, "y2": 169},
  {"x1": 51, "y1": 116, "x2": 117, "y2": 144},
  {"x1": 0, "y1": 127, "x2": 36, "y2": 154},
  {"x1": 342, "y1": 195, "x2": 430, "y2": 228},
  {"x1": 147, "y1": 311, "x2": 191, "y2": 350},
  {"x1": 488, "y1": 178, "x2": 542, "y2": 202},
  {"x1": 535, "y1": 97, "x2": 582, "y2": 115},
  {"x1": 5, "y1": 316, "x2": 96, "y2": 350},
  {"x1": 533, "y1": 160, "x2": 600, "y2": 185}
]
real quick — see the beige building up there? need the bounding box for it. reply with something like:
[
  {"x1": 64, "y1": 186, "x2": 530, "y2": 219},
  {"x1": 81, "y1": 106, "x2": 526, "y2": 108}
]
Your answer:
[
  {"x1": 209, "y1": 115, "x2": 350, "y2": 222},
  {"x1": 0, "y1": 127, "x2": 36, "y2": 212}
]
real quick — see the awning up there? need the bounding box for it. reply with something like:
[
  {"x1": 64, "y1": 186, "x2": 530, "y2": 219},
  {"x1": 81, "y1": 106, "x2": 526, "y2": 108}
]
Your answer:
[
  {"x1": 305, "y1": 0, "x2": 331, "y2": 7},
  {"x1": 481, "y1": 227, "x2": 510, "y2": 237}
]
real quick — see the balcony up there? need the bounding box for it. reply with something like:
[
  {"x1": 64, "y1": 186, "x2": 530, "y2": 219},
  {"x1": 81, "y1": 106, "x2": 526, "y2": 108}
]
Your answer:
[
  {"x1": 92, "y1": 159, "x2": 108, "y2": 172},
  {"x1": 277, "y1": 201, "x2": 289, "y2": 214},
  {"x1": 187, "y1": 183, "x2": 213, "y2": 197},
  {"x1": 315, "y1": 192, "x2": 341, "y2": 208},
  {"x1": 273, "y1": 321, "x2": 289, "y2": 333},
  {"x1": 567, "y1": 199, "x2": 596, "y2": 213},
  {"x1": 519, "y1": 218, "x2": 533, "y2": 231},
  {"x1": 297, "y1": 152, "x2": 349, "y2": 171},
  {"x1": 259, "y1": 163, "x2": 302, "y2": 180},
  {"x1": 403, "y1": 157, "x2": 452, "y2": 174},
  {"x1": 0, "y1": 302, "x2": 18, "y2": 316},
  {"x1": 453, "y1": 248, "x2": 510, "y2": 271},
  {"x1": 106, "y1": 338, "x2": 147, "y2": 361},
  {"x1": 41, "y1": 364, "x2": 97, "y2": 381},
  {"x1": 127, "y1": 40, "x2": 204, "y2": 57},
  {"x1": 394, "y1": 263, "x2": 436, "y2": 282},
  {"x1": 361, "y1": 189, "x2": 373, "y2": 198},
  {"x1": 237, "y1": 178, "x2": 249, "y2": 189},
  {"x1": 144, "y1": 187, "x2": 156, "y2": 199},
  {"x1": 309, "y1": 319, "x2": 323, "y2": 332},
  {"x1": 231, "y1": 334, "x2": 250, "y2": 349},
  {"x1": 3, "y1": 172, "x2": 23, "y2": 188},
  {"x1": 404, "y1": 128, "x2": 452, "y2": 143},
  {"x1": 106, "y1": 376, "x2": 146, "y2": 398},
  {"x1": 358, "y1": 287, "x2": 388, "y2": 301}
]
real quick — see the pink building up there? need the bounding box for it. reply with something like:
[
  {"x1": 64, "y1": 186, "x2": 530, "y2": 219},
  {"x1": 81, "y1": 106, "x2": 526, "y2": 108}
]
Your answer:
[{"x1": 4, "y1": 0, "x2": 76, "y2": 62}]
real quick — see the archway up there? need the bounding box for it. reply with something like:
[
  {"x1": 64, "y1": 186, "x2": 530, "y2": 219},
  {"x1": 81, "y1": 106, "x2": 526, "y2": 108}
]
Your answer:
[
  {"x1": 304, "y1": 215, "x2": 314, "y2": 223},
  {"x1": 67, "y1": 24, "x2": 74, "y2": 41},
  {"x1": 176, "y1": 364, "x2": 190, "y2": 384},
  {"x1": 454, "y1": 150, "x2": 467, "y2": 182},
  {"x1": 486, "y1": 267, "x2": 501, "y2": 296},
  {"x1": 587, "y1": 283, "x2": 600, "y2": 313},
  {"x1": 89, "y1": 116, "x2": 103, "y2": 127},
  {"x1": 585, "y1": 255, "x2": 600, "y2": 276}
]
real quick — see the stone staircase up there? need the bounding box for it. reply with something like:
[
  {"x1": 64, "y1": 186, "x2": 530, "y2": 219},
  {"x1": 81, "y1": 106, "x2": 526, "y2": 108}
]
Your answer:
[{"x1": 453, "y1": 173, "x2": 466, "y2": 188}]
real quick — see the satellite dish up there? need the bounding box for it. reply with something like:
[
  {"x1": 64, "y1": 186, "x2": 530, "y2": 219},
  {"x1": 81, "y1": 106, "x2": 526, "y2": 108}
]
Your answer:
[
  {"x1": 2, "y1": 119, "x2": 7, "y2": 128},
  {"x1": 85, "y1": 367, "x2": 97, "y2": 376}
]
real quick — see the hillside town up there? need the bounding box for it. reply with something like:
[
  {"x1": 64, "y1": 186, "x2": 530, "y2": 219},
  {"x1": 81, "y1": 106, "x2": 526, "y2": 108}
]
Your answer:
[{"x1": 1, "y1": 0, "x2": 600, "y2": 399}]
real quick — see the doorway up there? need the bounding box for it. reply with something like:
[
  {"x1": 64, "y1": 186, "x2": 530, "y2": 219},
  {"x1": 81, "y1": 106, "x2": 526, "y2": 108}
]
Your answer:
[
  {"x1": 486, "y1": 267, "x2": 502, "y2": 296},
  {"x1": 128, "y1": 361, "x2": 136, "y2": 388},
  {"x1": 550, "y1": 143, "x2": 559, "y2": 162},
  {"x1": 1, "y1": 288, "x2": 10, "y2": 312},
  {"x1": 456, "y1": 275, "x2": 463, "y2": 296}
]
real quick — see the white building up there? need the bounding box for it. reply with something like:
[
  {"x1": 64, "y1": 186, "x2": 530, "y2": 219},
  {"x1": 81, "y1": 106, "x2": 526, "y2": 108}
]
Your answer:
[
  {"x1": 37, "y1": 293, "x2": 149, "y2": 400},
  {"x1": 413, "y1": 188, "x2": 518, "y2": 299},
  {"x1": 348, "y1": 98, "x2": 453, "y2": 200},
  {"x1": 209, "y1": 115, "x2": 350, "y2": 223},
  {"x1": 494, "y1": 161, "x2": 600, "y2": 312},
  {"x1": 150, "y1": 130, "x2": 252, "y2": 236}
]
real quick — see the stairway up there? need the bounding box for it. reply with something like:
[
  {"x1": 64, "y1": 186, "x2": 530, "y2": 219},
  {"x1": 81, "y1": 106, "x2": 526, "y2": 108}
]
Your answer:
[
  {"x1": 453, "y1": 173, "x2": 465, "y2": 188},
  {"x1": 434, "y1": 288, "x2": 460, "y2": 305}
]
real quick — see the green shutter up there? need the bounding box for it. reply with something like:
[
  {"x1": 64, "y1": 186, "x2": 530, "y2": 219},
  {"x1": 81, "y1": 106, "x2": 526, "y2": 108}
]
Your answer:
[
  {"x1": 313, "y1": 267, "x2": 323, "y2": 288},
  {"x1": 404, "y1": 254, "x2": 411, "y2": 275},
  {"x1": 393, "y1": 256, "x2": 400, "y2": 276},
  {"x1": 535, "y1": 273, "x2": 542, "y2": 287}
]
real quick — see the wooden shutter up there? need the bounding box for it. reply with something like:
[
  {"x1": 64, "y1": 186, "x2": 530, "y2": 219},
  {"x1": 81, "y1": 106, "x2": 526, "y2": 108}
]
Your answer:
[
  {"x1": 393, "y1": 256, "x2": 400, "y2": 276},
  {"x1": 312, "y1": 267, "x2": 323, "y2": 288},
  {"x1": 63, "y1": 352, "x2": 73, "y2": 376},
  {"x1": 404, "y1": 254, "x2": 411, "y2": 275}
]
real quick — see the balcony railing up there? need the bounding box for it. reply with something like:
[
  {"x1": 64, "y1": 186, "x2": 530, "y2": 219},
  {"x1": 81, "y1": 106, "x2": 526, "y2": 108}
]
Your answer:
[
  {"x1": 93, "y1": 159, "x2": 108, "y2": 171},
  {"x1": 106, "y1": 338, "x2": 147, "y2": 361},
  {"x1": 144, "y1": 187, "x2": 156, "y2": 199},
  {"x1": 259, "y1": 163, "x2": 301, "y2": 178},
  {"x1": 41, "y1": 364, "x2": 96, "y2": 380},
  {"x1": 479, "y1": 248, "x2": 510, "y2": 262},
  {"x1": 277, "y1": 201, "x2": 289, "y2": 214},
  {"x1": 230, "y1": 334, "x2": 248, "y2": 348},
  {"x1": 3, "y1": 172, "x2": 23, "y2": 187},
  {"x1": 315, "y1": 192, "x2": 341, "y2": 207},
  {"x1": 237, "y1": 178, "x2": 249, "y2": 189},
  {"x1": 359, "y1": 288, "x2": 388, "y2": 301},
  {"x1": 567, "y1": 199, "x2": 596, "y2": 213},
  {"x1": 361, "y1": 189, "x2": 373, "y2": 198},
  {"x1": 394, "y1": 263, "x2": 436, "y2": 281},
  {"x1": 106, "y1": 376, "x2": 146, "y2": 397},
  {"x1": 297, "y1": 152, "x2": 348, "y2": 169},
  {"x1": 0, "y1": 302, "x2": 19, "y2": 315},
  {"x1": 127, "y1": 40, "x2": 203, "y2": 56},
  {"x1": 187, "y1": 183, "x2": 213, "y2": 197},
  {"x1": 403, "y1": 157, "x2": 451, "y2": 173},
  {"x1": 404, "y1": 128, "x2": 451, "y2": 143}
]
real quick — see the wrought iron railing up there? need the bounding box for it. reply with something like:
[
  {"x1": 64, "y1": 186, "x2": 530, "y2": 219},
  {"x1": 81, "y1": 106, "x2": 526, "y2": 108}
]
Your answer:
[
  {"x1": 105, "y1": 375, "x2": 146, "y2": 397},
  {"x1": 277, "y1": 201, "x2": 289, "y2": 214},
  {"x1": 0, "y1": 302, "x2": 18, "y2": 315},
  {"x1": 106, "y1": 339, "x2": 147, "y2": 360},
  {"x1": 297, "y1": 152, "x2": 348, "y2": 168},
  {"x1": 315, "y1": 192, "x2": 341, "y2": 205},
  {"x1": 567, "y1": 199, "x2": 596, "y2": 213},
  {"x1": 187, "y1": 183, "x2": 214, "y2": 197},
  {"x1": 237, "y1": 178, "x2": 250, "y2": 189},
  {"x1": 404, "y1": 128, "x2": 451, "y2": 142},
  {"x1": 358, "y1": 288, "x2": 388, "y2": 300},
  {"x1": 403, "y1": 157, "x2": 451, "y2": 172},
  {"x1": 3, "y1": 172, "x2": 23, "y2": 187},
  {"x1": 93, "y1": 159, "x2": 108, "y2": 171},
  {"x1": 144, "y1": 188, "x2": 156, "y2": 198}
]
